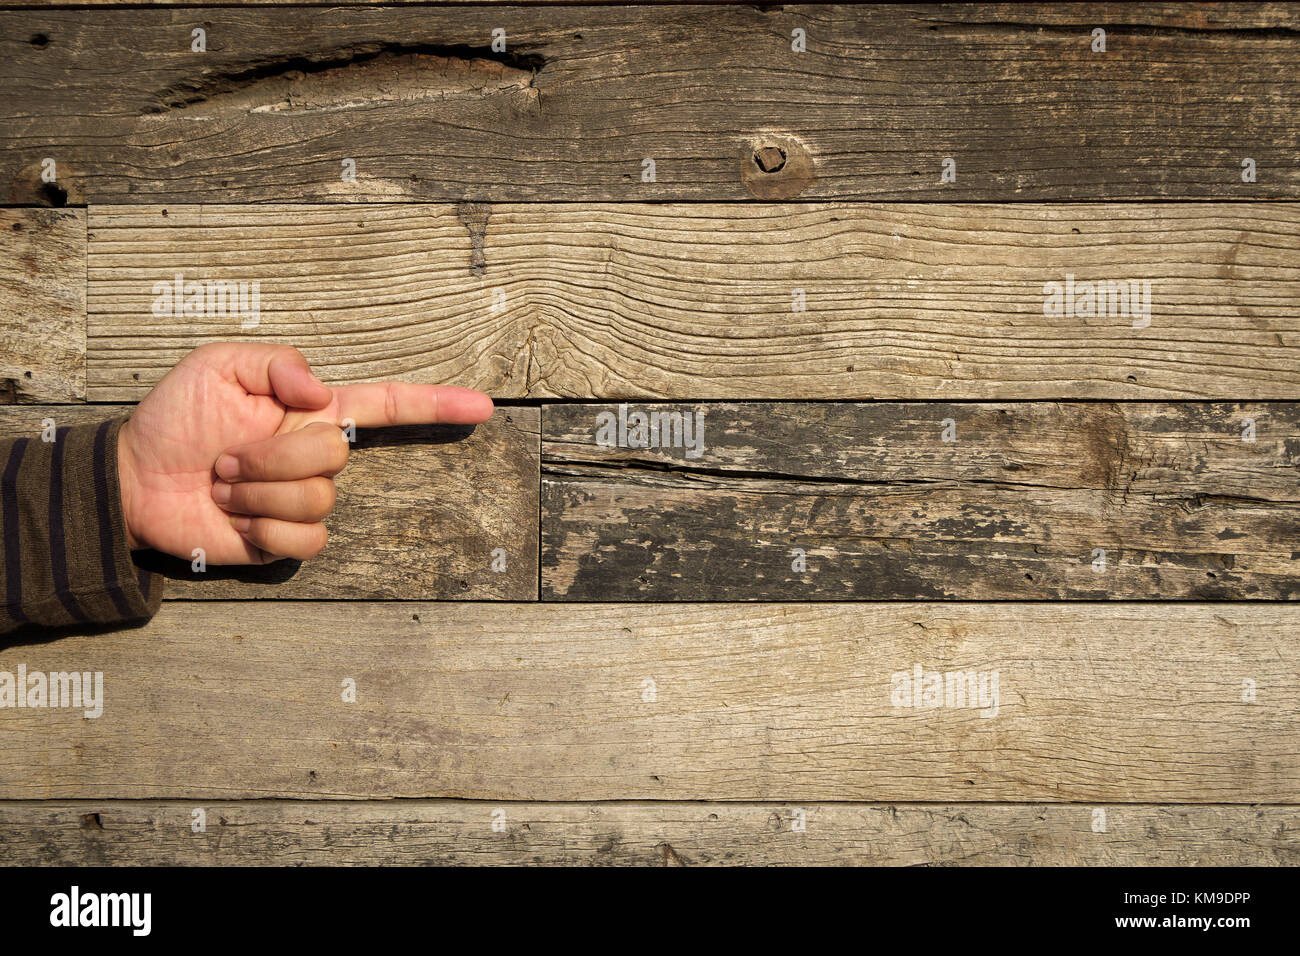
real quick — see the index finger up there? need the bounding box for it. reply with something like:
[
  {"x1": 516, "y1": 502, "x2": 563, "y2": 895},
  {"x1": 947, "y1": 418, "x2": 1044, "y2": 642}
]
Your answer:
[{"x1": 333, "y1": 382, "x2": 494, "y2": 429}]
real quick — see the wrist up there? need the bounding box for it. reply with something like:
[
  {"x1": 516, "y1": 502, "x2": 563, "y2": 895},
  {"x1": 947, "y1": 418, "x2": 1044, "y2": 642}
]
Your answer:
[{"x1": 117, "y1": 419, "x2": 142, "y2": 551}]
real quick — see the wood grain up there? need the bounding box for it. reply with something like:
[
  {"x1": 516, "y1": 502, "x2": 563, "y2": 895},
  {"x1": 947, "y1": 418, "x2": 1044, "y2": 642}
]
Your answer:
[
  {"x1": 1, "y1": 801, "x2": 1293, "y2": 866},
  {"x1": 86, "y1": 203, "x2": 1300, "y2": 401},
  {"x1": 0, "y1": 405, "x2": 539, "y2": 599},
  {"x1": 0, "y1": 208, "x2": 85, "y2": 403},
  {"x1": 5, "y1": 5, "x2": 1299, "y2": 203},
  {"x1": 0, "y1": 601, "x2": 1294, "y2": 802},
  {"x1": 543, "y1": 402, "x2": 1300, "y2": 600}
]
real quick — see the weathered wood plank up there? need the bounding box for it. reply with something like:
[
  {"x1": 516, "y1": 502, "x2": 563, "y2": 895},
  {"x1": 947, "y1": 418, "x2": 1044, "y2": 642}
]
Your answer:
[
  {"x1": 86, "y1": 203, "x2": 1300, "y2": 401},
  {"x1": 0, "y1": 208, "x2": 85, "y2": 403},
  {"x1": 0, "y1": 602, "x2": 1294, "y2": 802},
  {"x1": 5, "y1": 5, "x2": 1299, "y2": 203},
  {"x1": 543, "y1": 402, "x2": 1300, "y2": 600},
  {"x1": 8, "y1": 0, "x2": 1290, "y2": 11},
  {"x1": 1, "y1": 801, "x2": 1293, "y2": 866},
  {"x1": 0, "y1": 405, "x2": 539, "y2": 599}
]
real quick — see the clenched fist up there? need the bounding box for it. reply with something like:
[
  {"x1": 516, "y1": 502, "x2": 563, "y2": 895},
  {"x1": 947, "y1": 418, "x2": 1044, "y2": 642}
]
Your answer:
[{"x1": 116, "y1": 343, "x2": 494, "y2": 564}]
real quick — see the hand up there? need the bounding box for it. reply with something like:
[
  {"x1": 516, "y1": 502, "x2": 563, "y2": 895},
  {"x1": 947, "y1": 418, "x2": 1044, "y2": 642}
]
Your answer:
[{"x1": 116, "y1": 343, "x2": 494, "y2": 564}]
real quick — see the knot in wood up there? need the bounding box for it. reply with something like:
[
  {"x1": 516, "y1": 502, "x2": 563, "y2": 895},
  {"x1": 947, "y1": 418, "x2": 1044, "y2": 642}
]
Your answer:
[{"x1": 752, "y1": 146, "x2": 787, "y2": 173}]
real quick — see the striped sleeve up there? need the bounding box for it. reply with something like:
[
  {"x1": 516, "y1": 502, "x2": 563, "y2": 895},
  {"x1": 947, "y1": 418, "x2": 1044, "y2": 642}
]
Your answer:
[{"x1": 0, "y1": 417, "x2": 163, "y2": 633}]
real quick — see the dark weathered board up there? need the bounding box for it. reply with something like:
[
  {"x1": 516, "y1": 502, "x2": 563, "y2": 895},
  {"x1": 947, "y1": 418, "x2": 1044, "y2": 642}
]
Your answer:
[
  {"x1": 0, "y1": 404, "x2": 539, "y2": 599},
  {"x1": 0, "y1": 208, "x2": 85, "y2": 403},
  {"x1": 4, "y1": 4, "x2": 1298, "y2": 203},
  {"x1": 0, "y1": 601, "x2": 1295, "y2": 802},
  {"x1": 86, "y1": 203, "x2": 1300, "y2": 401},
  {"x1": 542, "y1": 402, "x2": 1300, "y2": 600},
  {"x1": 1, "y1": 801, "x2": 1294, "y2": 866}
]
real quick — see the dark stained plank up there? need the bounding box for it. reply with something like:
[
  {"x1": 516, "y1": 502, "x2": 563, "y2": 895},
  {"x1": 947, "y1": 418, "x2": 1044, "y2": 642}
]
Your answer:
[
  {"x1": 85, "y1": 203, "x2": 1300, "y2": 401},
  {"x1": 0, "y1": 601, "x2": 1295, "y2": 802},
  {"x1": 0, "y1": 1, "x2": 862, "y2": 5},
  {"x1": 4, "y1": 4, "x2": 1299, "y2": 203},
  {"x1": 542, "y1": 402, "x2": 1300, "y2": 600},
  {"x1": 0, "y1": 404, "x2": 539, "y2": 599},
  {"x1": 0, "y1": 208, "x2": 85, "y2": 402},
  {"x1": 2, "y1": 801, "x2": 1294, "y2": 866}
]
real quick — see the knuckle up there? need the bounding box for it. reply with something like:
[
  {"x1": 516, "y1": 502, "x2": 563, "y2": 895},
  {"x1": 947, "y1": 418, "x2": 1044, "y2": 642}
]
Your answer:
[
  {"x1": 247, "y1": 516, "x2": 271, "y2": 545},
  {"x1": 276, "y1": 344, "x2": 307, "y2": 365},
  {"x1": 305, "y1": 478, "x2": 336, "y2": 517},
  {"x1": 243, "y1": 448, "x2": 270, "y2": 479},
  {"x1": 229, "y1": 482, "x2": 257, "y2": 512},
  {"x1": 383, "y1": 382, "x2": 400, "y2": 426}
]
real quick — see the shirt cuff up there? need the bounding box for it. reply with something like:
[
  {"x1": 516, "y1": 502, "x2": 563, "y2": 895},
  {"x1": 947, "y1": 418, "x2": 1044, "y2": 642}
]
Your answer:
[{"x1": 2, "y1": 417, "x2": 163, "y2": 629}]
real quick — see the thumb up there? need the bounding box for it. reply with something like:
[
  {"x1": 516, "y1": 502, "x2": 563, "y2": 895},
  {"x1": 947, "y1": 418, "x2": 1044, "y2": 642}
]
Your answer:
[{"x1": 229, "y1": 344, "x2": 332, "y2": 410}]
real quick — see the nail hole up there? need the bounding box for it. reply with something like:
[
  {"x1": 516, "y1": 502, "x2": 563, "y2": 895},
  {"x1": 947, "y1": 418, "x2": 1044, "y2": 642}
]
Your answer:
[
  {"x1": 752, "y1": 145, "x2": 787, "y2": 174},
  {"x1": 30, "y1": 34, "x2": 49, "y2": 48}
]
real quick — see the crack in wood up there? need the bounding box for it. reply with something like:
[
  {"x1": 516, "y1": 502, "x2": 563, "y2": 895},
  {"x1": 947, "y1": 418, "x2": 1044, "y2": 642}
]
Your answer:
[
  {"x1": 658, "y1": 842, "x2": 687, "y2": 866},
  {"x1": 543, "y1": 456, "x2": 1112, "y2": 496},
  {"x1": 144, "y1": 42, "x2": 547, "y2": 116},
  {"x1": 456, "y1": 201, "x2": 490, "y2": 277},
  {"x1": 913, "y1": 16, "x2": 1300, "y2": 38}
]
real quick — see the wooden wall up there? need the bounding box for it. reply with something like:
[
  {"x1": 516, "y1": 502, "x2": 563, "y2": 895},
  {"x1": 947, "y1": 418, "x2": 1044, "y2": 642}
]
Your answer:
[{"x1": 1, "y1": 1, "x2": 1297, "y2": 866}]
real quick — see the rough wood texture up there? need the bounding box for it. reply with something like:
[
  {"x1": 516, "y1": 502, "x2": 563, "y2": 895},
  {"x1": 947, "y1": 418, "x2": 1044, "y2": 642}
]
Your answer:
[
  {"x1": 5, "y1": 5, "x2": 1299, "y2": 203},
  {"x1": 0, "y1": 602, "x2": 1294, "y2": 802},
  {"x1": 5, "y1": 1, "x2": 813, "y2": 5},
  {"x1": 0, "y1": 405, "x2": 539, "y2": 599},
  {"x1": 86, "y1": 203, "x2": 1300, "y2": 401},
  {"x1": 0, "y1": 208, "x2": 85, "y2": 403},
  {"x1": 1, "y1": 801, "x2": 1293, "y2": 866},
  {"x1": 543, "y1": 402, "x2": 1300, "y2": 600}
]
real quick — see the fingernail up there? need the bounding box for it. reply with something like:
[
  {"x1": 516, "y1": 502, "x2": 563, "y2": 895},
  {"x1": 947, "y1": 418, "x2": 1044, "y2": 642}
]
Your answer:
[
  {"x1": 229, "y1": 515, "x2": 252, "y2": 533},
  {"x1": 211, "y1": 480, "x2": 232, "y2": 505},
  {"x1": 215, "y1": 454, "x2": 240, "y2": 481}
]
